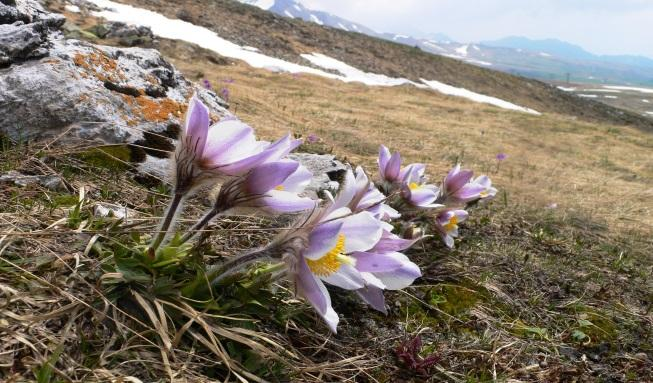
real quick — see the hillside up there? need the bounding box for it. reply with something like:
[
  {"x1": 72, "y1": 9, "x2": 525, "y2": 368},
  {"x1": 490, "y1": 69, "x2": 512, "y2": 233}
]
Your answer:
[
  {"x1": 106, "y1": 0, "x2": 653, "y2": 131},
  {"x1": 1, "y1": 0, "x2": 652, "y2": 382}
]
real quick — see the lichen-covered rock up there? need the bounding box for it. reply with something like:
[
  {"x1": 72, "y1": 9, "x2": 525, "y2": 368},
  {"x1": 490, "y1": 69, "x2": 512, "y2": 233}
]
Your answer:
[
  {"x1": 0, "y1": 0, "x2": 228, "y2": 150},
  {"x1": 287, "y1": 153, "x2": 347, "y2": 197}
]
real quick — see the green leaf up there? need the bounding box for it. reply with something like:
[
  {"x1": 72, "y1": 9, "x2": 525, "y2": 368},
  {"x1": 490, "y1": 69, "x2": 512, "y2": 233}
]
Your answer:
[{"x1": 34, "y1": 341, "x2": 65, "y2": 383}]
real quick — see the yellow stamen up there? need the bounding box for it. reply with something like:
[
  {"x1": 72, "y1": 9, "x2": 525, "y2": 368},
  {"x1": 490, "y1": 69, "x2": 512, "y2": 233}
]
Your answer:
[
  {"x1": 274, "y1": 185, "x2": 285, "y2": 191},
  {"x1": 479, "y1": 190, "x2": 488, "y2": 198},
  {"x1": 443, "y1": 216, "x2": 458, "y2": 232},
  {"x1": 408, "y1": 182, "x2": 421, "y2": 190},
  {"x1": 306, "y1": 234, "x2": 355, "y2": 277}
]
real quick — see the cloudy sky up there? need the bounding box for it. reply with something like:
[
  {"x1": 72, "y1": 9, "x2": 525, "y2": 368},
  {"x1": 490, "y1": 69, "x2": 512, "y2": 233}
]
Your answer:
[{"x1": 302, "y1": 0, "x2": 653, "y2": 58}]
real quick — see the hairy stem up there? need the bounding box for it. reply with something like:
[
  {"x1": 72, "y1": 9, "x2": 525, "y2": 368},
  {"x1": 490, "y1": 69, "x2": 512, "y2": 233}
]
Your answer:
[
  {"x1": 149, "y1": 192, "x2": 184, "y2": 253},
  {"x1": 179, "y1": 208, "x2": 220, "y2": 244},
  {"x1": 183, "y1": 245, "x2": 280, "y2": 297}
]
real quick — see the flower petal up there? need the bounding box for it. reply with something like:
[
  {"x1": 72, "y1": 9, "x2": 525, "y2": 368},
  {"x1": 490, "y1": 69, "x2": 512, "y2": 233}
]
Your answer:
[
  {"x1": 295, "y1": 257, "x2": 339, "y2": 332},
  {"x1": 303, "y1": 220, "x2": 344, "y2": 260},
  {"x1": 385, "y1": 151, "x2": 402, "y2": 182},
  {"x1": 256, "y1": 190, "x2": 316, "y2": 213},
  {"x1": 352, "y1": 251, "x2": 408, "y2": 273},
  {"x1": 184, "y1": 95, "x2": 210, "y2": 157},
  {"x1": 407, "y1": 186, "x2": 438, "y2": 207},
  {"x1": 340, "y1": 212, "x2": 384, "y2": 253},
  {"x1": 356, "y1": 285, "x2": 387, "y2": 314},
  {"x1": 321, "y1": 264, "x2": 365, "y2": 290},
  {"x1": 373, "y1": 254, "x2": 422, "y2": 290},
  {"x1": 378, "y1": 145, "x2": 391, "y2": 179},
  {"x1": 202, "y1": 119, "x2": 257, "y2": 162},
  {"x1": 282, "y1": 164, "x2": 313, "y2": 193},
  {"x1": 245, "y1": 161, "x2": 299, "y2": 195}
]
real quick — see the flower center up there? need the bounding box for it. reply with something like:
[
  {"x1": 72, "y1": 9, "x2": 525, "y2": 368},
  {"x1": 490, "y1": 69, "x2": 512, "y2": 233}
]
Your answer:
[
  {"x1": 444, "y1": 216, "x2": 458, "y2": 232},
  {"x1": 306, "y1": 234, "x2": 355, "y2": 277},
  {"x1": 408, "y1": 182, "x2": 421, "y2": 190},
  {"x1": 479, "y1": 190, "x2": 488, "y2": 198},
  {"x1": 274, "y1": 185, "x2": 285, "y2": 191}
]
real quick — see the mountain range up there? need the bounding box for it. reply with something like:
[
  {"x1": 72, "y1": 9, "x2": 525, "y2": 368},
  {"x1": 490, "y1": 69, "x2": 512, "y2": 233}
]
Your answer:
[{"x1": 239, "y1": 0, "x2": 653, "y2": 86}]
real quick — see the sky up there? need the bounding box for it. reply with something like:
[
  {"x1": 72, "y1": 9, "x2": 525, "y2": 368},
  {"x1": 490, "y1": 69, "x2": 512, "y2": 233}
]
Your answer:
[{"x1": 302, "y1": 0, "x2": 653, "y2": 58}]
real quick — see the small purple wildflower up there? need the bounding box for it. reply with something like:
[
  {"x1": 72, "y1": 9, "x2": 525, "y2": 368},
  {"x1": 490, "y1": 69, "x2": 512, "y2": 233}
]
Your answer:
[
  {"x1": 220, "y1": 87, "x2": 230, "y2": 102},
  {"x1": 202, "y1": 79, "x2": 212, "y2": 90},
  {"x1": 496, "y1": 153, "x2": 507, "y2": 161},
  {"x1": 223, "y1": 78, "x2": 235, "y2": 84},
  {"x1": 307, "y1": 133, "x2": 319, "y2": 143}
]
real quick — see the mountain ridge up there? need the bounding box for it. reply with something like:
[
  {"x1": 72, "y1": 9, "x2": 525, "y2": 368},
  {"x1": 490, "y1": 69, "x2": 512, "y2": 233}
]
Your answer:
[{"x1": 241, "y1": 0, "x2": 653, "y2": 86}]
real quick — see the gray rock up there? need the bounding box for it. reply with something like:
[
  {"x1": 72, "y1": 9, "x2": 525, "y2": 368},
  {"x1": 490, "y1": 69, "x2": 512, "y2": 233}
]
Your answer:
[
  {"x1": 94, "y1": 203, "x2": 137, "y2": 220},
  {"x1": 0, "y1": 0, "x2": 229, "y2": 149},
  {"x1": 287, "y1": 153, "x2": 347, "y2": 198},
  {"x1": 0, "y1": 170, "x2": 66, "y2": 190}
]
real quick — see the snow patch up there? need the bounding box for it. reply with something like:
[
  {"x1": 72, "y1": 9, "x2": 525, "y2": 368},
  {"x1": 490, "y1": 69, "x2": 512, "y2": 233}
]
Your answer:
[
  {"x1": 301, "y1": 53, "x2": 412, "y2": 87},
  {"x1": 242, "y1": 46, "x2": 259, "y2": 52},
  {"x1": 603, "y1": 85, "x2": 653, "y2": 94},
  {"x1": 643, "y1": 99, "x2": 650, "y2": 103},
  {"x1": 239, "y1": 0, "x2": 274, "y2": 10},
  {"x1": 603, "y1": 95, "x2": 618, "y2": 99},
  {"x1": 393, "y1": 34, "x2": 409, "y2": 41},
  {"x1": 455, "y1": 44, "x2": 468, "y2": 56},
  {"x1": 557, "y1": 86, "x2": 576, "y2": 92},
  {"x1": 646, "y1": 111, "x2": 653, "y2": 115},
  {"x1": 284, "y1": 10, "x2": 294, "y2": 18},
  {"x1": 64, "y1": 4, "x2": 80, "y2": 12},
  {"x1": 578, "y1": 94, "x2": 598, "y2": 98},
  {"x1": 337, "y1": 23, "x2": 349, "y2": 31},
  {"x1": 585, "y1": 89, "x2": 621, "y2": 93},
  {"x1": 464, "y1": 58, "x2": 492, "y2": 66},
  {"x1": 420, "y1": 79, "x2": 541, "y2": 115},
  {"x1": 309, "y1": 14, "x2": 323, "y2": 25},
  {"x1": 293, "y1": 4, "x2": 301, "y2": 11}
]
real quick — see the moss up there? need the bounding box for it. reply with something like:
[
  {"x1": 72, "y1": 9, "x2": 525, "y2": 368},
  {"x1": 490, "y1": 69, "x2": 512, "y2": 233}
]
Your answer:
[
  {"x1": 425, "y1": 283, "x2": 483, "y2": 317},
  {"x1": 75, "y1": 145, "x2": 132, "y2": 171}
]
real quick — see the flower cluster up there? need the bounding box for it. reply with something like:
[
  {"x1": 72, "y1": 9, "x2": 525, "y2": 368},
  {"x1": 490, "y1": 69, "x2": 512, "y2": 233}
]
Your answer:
[{"x1": 155, "y1": 94, "x2": 497, "y2": 333}]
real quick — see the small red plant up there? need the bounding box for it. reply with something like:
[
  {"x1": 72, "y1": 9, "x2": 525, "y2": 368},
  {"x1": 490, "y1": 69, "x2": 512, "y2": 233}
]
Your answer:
[{"x1": 395, "y1": 335, "x2": 440, "y2": 376}]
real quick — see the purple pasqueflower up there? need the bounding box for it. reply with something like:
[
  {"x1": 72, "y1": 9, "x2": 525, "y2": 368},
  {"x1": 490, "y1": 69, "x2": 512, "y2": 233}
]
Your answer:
[
  {"x1": 289, "y1": 209, "x2": 384, "y2": 332},
  {"x1": 202, "y1": 79, "x2": 212, "y2": 90},
  {"x1": 174, "y1": 95, "x2": 301, "y2": 194},
  {"x1": 400, "y1": 163, "x2": 442, "y2": 208},
  {"x1": 327, "y1": 167, "x2": 399, "y2": 221},
  {"x1": 496, "y1": 153, "x2": 507, "y2": 161},
  {"x1": 470, "y1": 175, "x2": 497, "y2": 199},
  {"x1": 377, "y1": 145, "x2": 441, "y2": 208},
  {"x1": 306, "y1": 133, "x2": 319, "y2": 143},
  {"x1": 378, "y1": 145, "x2": 404, "y2": 184},
  {"x1": 216, "y1": 160, "x2": 316, "y2": 214},
  {"x1": 220, "y1": 87, "x2": 230, "y2": 102},
  {"x1": 280, "y1": 173, "x2": 421, "y2": 332},
  {"x1": 441, "y1": 164, "x2": 486, "y2": 204},
  {"x1": 435, "y1": 209, "x2": 468, "y2": 248}
]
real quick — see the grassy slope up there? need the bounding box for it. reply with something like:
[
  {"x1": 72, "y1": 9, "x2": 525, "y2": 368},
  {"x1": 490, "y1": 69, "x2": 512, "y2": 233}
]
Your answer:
[
  {"x1": 118, "y1": 0, "x2": 653, "y2": 133},
  {"x1": 0, "y1": 2, "x2": 651, "y2": 382}
]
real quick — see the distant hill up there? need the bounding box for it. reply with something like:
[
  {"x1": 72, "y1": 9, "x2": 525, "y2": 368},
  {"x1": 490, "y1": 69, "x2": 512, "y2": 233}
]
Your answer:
[{"x1": 241, "y1": 0, "x2": 653, "y2": 86}]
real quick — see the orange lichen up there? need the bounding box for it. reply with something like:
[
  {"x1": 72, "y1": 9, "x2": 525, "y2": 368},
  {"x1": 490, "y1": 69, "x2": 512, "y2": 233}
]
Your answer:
[
  {"x1": 135, "y1": 97, "x2": 186, "y2": 122},
  {"x1": 73, "y1": 51, "x2": 126, "y2": 83}
]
